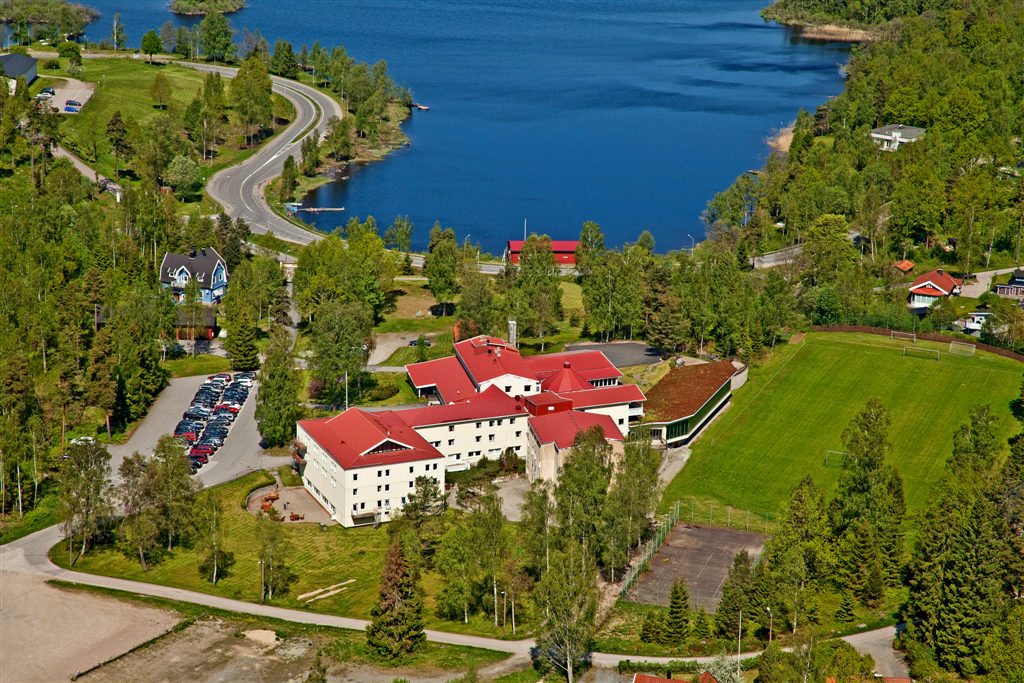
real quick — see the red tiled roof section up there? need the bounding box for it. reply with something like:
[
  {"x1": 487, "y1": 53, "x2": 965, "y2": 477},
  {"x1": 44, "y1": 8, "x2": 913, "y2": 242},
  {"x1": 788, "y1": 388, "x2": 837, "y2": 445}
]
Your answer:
[
  {"x1": 399, "y1": 394, "x2": 526, "y2": 427},
  {"x1": 454, "y1": 335, "x2": 537, "y2": 384},
  {"x1": 299, "y1": 409, "x2": 442, "y2": 469},
  {"x1": 912, "y1": 286, "x2": 945, "y2": 297},
  {"x1": 506, "y1": 240, "x2": 579, "y2": 253},
  {"x1": 558, "y1": 384, "x2": 646, "y2": 408},
  {"x1": 632, "y1": 675, "x2": 673, "y2": 683},
  {"x1": 910, "y1": 268, "x2": 962, "y2": 295},
  {"x1": 541, "y1": 363, "x2": 593, "y2": 393},
  {"x1": 894, "y1": 259, "x2": 914, "y2": 273},
  {"x1": 529, "y1": 410, "x2": 623, "y2": 449},
  {"x1": 644, "y1": 361, "x2": 737, "y2": 422},
  {"x1": 524, "y1": 350, "x2": 622, "y2": 382},
  {"x1": 406, "y1": 356, "x2": 476, "y2": 403},
  {"x1": 698, "y1": 673, "x2": 721, "y2": 683}
]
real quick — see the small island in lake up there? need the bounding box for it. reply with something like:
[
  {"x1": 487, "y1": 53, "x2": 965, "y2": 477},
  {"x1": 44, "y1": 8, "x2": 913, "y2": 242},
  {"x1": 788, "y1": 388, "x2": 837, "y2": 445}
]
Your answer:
[{"x1": 170, "y1": 0, "x2": 245, "y2": 15}]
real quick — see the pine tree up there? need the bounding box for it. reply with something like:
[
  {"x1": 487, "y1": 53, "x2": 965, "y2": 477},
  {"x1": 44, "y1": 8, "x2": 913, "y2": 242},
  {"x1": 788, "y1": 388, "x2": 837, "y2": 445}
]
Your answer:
[
  {"x1": 715, "y1": 549, "x2": 753, "y2": 636},
  {"x1": 836, "y1": 592, "x2": 855, "y2": 622},
  {"x1": 366, "y1": 539, "x2": 425, "y2": 660},
  {"x1": 85, "y1": 327, "x2": 118, "y2": 440},
  {"x1": 864, "y1": 556, "x2": 885, "y2": 606},
  {"x1": 229, "y1": 309, "x2": 260, "y2": 372},
  {"x1": 639, "y1": 610, "x2": 663, "y2": 644},
  {"x1": 661, "y1": 576, "x2": 691, "y2": 646},
  {"x1": 692, "y1": 605, "x2": 711, "y2": 640},
  {"x1": 755, "y1": 642, "x2": 785, "y2": 683}
]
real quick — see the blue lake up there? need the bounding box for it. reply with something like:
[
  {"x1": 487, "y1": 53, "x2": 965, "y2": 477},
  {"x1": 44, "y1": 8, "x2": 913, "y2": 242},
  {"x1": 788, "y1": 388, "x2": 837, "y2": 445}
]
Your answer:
[{"x1": 80, "y1": 0, "x2": 849, "y2": 253}]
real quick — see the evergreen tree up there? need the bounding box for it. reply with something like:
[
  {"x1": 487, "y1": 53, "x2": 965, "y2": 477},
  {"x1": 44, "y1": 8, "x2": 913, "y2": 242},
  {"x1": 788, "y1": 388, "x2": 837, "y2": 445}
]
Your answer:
[
  {"x1": 254, "y1": 326, "x2": 298, "y2": 448},
  {"x1": 229, "y1": 309, "x2": 260, "y2": 371},
  {"x1": 864, "y1": 556, "x2": 885, "y2": 606},
  {"x1": 836, "y1": 592, "x2": 855, "y2": 622},
  {"x1": 661, "y1": 576, "x2": 691, "y2": 645},
  {"x1": 755, "y1": 642, "x2": 785, "y2": 683},
  {"x1": 715, "y1": 549, "x2": 752, "y2": 636},
  {"x1": 639, "y1": 610, "x2": 664, "y2": 644},
  {"x1": 366, "y1": 539, "x2": 426, "y2": 660},
  {"x1": 85, "y1": 327, "x2": 117, "y2": 440},
  {"x1": 692, "y1": 605, "x2": 712, "y2": 640}
]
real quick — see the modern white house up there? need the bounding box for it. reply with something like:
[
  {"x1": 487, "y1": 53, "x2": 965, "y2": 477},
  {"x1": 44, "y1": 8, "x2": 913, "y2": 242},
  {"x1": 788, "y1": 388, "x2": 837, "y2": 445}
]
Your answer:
[{"x1": 870, "y1": 124, "x2": 925, "y2": 151}]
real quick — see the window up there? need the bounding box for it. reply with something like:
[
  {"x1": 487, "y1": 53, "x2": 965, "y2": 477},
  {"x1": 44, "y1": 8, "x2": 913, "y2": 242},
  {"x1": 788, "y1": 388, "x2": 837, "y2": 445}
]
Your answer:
[
  {"x1": 489, "y1": 420, "x2": 495, "y2": 427},
  {"x1": 409, "y1": 481, "x2": 414, "y2": 488},
  {"x1": 504, "y1": 386, "x2": 511, "y2": 393},
  {"x1": 385, "y1": 469, "x2": 390, "y2": 476},
  {"x1": 360, "y1": 502, "x2": 366, "y2": 509},
  {"x1": 409, "y1": 466, "x2": 414, "y2": 473},
  {"x1": 331, "y1": 477, "x2": 336, "y2": 487},
  {"x1": 524, "y1": 385, "x2": 530, "y2": 392},
  {"x1": 353, "y1": 504, "x2": 358, "y2": 511},
  {"x1": 353, "y1": 473, "x2": 358, "y2": 481},
  {"x1": 514, "y1": 445, "x2": 521, "y2": 451},
  {"x1": 378, "y1": 500, "x2": 382, "y2": 507},
  {"x1": 353, "y1": 489, "x2": 358, "y2": 496},
  {"x1": 385, "y1": 484, "x2": 390, "y2": 491},
  {"x1": 425, "y1": 465, "x2": 430, "y2": 471},
  {"x1": 497, "y1": 419, "x2": 503, "y2": 425},
  {"x1": 618, "y1": 418, "x2": 625, "y2": 425},
  {"x1": 378, "y1": 485, "x2": 382, "y2": 492},
  {"x1": 433, "y1": 463, "x2": 438, "y2": 470},
  {"x1": 377, "y1": 470, "x2": 382, "y2": 478},
  {"x1": 475, "y1": 435, "x2": 482, "y2": 442},
  {"x1": 448, "y1": 425, "x2": 455, "y2": 432},
  {"x1": 385, "y1": 499, "x2": 391, "y2": 507},
  {"x1": 432, "y1": 441, "x2": 441, "y2": 447},
  {"x1": 476, "y1": 422, "x2": 482, "y2": 428},
  {"x1": 469, "y1": 450, "x2": 481, "y2": 457},
  {"x1": 448, "y1": 439, "x2": 455, "y2": 446},
  {"x1": 489, "y1": 434, "x2": 495, "y2": 441},
  {"x1": 515, "y1": 431, "x2": 522, "y2": 438},
  {"x1": 510, "y1": 418, "x2": 516, "y2": 424},
  {"x1": 402, "y1": 497, "x2": 407, "y2": 504}
]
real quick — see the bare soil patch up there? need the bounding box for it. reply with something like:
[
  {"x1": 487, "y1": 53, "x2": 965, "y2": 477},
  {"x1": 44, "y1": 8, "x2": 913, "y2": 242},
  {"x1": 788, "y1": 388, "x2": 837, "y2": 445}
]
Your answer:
[{"x1": 392, "y1": 282, "x2": 440, "y2": 320}]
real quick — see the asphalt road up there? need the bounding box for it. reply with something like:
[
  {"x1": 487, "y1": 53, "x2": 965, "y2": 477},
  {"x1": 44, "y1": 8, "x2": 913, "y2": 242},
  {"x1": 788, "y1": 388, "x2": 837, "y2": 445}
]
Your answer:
[
  {"x1": 181, "y1": 63, "x2": 343, "y2": 245},
  {"x1": 107, "y1": 375, "x2": 270, "y2": 488}
]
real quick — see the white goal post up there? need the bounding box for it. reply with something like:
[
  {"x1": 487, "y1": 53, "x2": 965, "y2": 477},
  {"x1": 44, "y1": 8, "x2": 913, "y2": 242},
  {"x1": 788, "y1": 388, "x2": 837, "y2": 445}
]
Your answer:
[
  {"x1": 904, "y1": 346, "x2": 939, "y2": 361},
  {"x1": 891, "y1": 330, "x2": 916, "y2": 343},
  {"x1": 824, "y1": 451, "x2": 848, "y2": 467},
  {"x1": 949, "y1": 341, "x2": 976, "y2": 357}
]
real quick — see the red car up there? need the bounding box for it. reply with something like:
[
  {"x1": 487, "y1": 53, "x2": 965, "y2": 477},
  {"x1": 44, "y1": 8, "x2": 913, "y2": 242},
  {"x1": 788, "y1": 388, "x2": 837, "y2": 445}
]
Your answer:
[
  {"x1": 215, "y1": 404, "x2": 240, "y2": 413},
  {"x1": 190, "y1": 445, "x2": 214, "y2": 456},
  {"x1": 209, "y1": 373, "x2": 232, "y2": 380}
]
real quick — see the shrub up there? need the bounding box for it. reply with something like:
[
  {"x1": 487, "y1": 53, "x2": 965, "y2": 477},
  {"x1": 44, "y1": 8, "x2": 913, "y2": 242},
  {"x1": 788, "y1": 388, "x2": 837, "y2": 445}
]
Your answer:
[
  {"x1": 58, "y1": 41, "x2": 81, "y2": 58},
  {"x1": 42, "y1": 58, "x2": 60, "y2": 70},
  {"x1": 365, "y1": 383, "x2": 399, "y2": 401}
]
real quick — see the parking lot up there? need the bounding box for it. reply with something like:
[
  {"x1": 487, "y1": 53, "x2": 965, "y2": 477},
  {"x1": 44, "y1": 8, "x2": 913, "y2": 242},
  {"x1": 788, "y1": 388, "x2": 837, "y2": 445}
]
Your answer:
[
  {"x1": 107, "y1": 373, "x2": 268, "y2": 488},
  {"x1": 38, "y1": 76, "x2": 94, "y2": 114}
]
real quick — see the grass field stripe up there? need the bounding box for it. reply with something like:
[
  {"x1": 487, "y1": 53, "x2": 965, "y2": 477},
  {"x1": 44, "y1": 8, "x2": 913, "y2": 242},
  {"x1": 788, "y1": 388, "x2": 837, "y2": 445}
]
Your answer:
[{"x1": 716, "y1": 340, "x2": 806, "y2": 435}]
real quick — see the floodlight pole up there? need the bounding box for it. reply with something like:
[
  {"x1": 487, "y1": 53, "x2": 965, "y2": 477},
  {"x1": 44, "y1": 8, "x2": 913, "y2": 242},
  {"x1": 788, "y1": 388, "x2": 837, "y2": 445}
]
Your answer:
[
  {"x1": 767, "y1": 606, "x2": 773, "y2": 642},
  {"x1": 501, "y1": 590, "x2": 507, "y2": 637}
]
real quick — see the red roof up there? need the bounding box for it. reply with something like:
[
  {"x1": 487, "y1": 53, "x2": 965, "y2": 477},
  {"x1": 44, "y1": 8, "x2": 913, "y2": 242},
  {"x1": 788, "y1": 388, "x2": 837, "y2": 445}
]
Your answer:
[
  {"x1": 529, "y1": 410, "x2": 623, "y2": 449},
  {"x1": 644, "y1": 361, "x2": 736, "y2": 422},
  {"x1": 910, "y1": 268, "x2": 962, "y2": 296},
  {"x1": 698, "y1": 674, "x2": 721, "y2": 683},
  {"x1": 406, "y1": 356, "x2": 477, "y2": 403},
  {"x1": 911, "y1": 286, "x2": 945, "y2": 297},
  {"x1": 894, "y1": 259, "x2": 914, "y2": 273},
  {"x1": 524, "y1": 350, "x2": 622, "y2": 383},
  {"x1": 557, "y1": 384, "x2": 646, "y2": 408},
  {"x1": 540, "y1": 363, "x2": 593, "y2": 393},
  {"x1": 399, "y1": 393, "x2": 526, "y2": 428},
  {"x1": 632, "y1": 676, "x2": 673, "y2": 683},
  {"x1": 454, "y1": 335, "x2": 537, "y2": 385},
  {"x1": 524, "y1": 392, "x2": 574, "y2": 416},
  {"x1": 299, "y1": 409, "x2": 442, "y2": 470}
]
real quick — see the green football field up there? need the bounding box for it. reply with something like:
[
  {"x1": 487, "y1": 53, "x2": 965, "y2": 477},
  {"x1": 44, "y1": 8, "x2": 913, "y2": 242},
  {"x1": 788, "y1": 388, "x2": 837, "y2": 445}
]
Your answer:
[{"x1": 662, "y1": 332, "x2": 1022, "y2": 515}]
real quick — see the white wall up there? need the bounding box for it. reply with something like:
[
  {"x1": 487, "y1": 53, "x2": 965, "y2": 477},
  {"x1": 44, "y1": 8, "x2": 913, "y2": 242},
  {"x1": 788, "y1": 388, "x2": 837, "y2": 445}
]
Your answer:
[
  {"x1": 413, "y1": 413, "x2": 527, "y2": 470},
  {"x1": 477, "y1": 373, "x2": 541, "y2": 397},
  {"x1": 298, "y1": 424, "x2": 445, "y2": 528},
  {"x1": 572, "y1": 403, "x2": 630, "y2": 436}
]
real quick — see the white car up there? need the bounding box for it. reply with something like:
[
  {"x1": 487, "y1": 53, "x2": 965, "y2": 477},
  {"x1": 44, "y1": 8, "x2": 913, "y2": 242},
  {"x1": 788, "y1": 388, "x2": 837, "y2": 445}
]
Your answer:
[{"x1": 70, "y1": 436, "x2": 96, "y2": 446}]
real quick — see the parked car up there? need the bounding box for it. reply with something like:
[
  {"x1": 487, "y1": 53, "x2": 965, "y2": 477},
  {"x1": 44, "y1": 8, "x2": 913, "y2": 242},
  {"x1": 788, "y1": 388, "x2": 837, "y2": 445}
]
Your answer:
[
  {"x1": 65, "y1": 99, "x2": 82, "y2": 107},
  {"x1": 41, "y1": 87, "x2": 55, "y2": 95},
  {"x1": 69, "y1": 436, "x2": 96, "y2": 446},
  {"x1": 63, "y1": 106, "x2": 79, "y2": 113},
  {"x1": 409, "y1": 338, "x2": 432, "y2": 347}
]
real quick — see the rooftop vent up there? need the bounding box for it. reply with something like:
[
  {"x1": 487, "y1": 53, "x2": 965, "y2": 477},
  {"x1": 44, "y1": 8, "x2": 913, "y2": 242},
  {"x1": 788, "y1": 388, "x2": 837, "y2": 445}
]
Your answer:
[{"x1": 189, "y1": 249, "x2": 196, "y2": 258}]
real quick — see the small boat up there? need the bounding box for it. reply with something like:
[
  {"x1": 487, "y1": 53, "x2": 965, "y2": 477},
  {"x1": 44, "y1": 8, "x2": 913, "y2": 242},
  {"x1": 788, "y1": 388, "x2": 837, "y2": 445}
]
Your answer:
[{"x1": 414, "y1": 103, "x2": 430, "y2": 110}]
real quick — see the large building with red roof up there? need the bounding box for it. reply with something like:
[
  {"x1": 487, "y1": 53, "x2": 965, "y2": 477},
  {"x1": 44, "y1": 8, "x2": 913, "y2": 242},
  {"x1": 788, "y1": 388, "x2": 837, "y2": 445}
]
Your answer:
[
  {"x1": 526, "y1": 410, "x2": 625, "y2": 482},
  {"x1": 295, "y1": 409, "x2": 446, "y2": 527},
  {"x1": 505, "y1": 240, "x2": 579, "y2": 266}
]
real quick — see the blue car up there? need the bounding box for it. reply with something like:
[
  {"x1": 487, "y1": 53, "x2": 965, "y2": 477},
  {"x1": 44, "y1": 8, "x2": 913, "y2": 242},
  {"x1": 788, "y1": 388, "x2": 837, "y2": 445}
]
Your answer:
[{"x1": 64, "y1": 106, "x2": 79, "y2": 113}]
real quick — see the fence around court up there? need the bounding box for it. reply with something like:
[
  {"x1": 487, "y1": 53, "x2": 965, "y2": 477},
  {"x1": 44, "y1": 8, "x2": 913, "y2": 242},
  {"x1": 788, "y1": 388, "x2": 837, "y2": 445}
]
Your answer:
[{"x1": 619, "y1": 498, "x2": 778, "y2": 599}]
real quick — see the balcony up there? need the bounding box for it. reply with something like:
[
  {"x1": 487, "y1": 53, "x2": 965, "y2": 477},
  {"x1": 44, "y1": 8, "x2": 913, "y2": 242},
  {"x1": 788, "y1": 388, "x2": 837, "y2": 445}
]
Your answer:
[{"x1": 628, "y1": 404, "x2": 644, "y2": 417}]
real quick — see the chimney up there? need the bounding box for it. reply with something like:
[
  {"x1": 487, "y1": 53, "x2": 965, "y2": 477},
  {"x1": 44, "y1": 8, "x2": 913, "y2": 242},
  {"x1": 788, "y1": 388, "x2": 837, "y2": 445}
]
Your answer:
[
  {"x1": 563, "y1": 361, "x2": 570, "y2": 368},
  {"x1": 189, "y1": 249, "x2": 196, "y2": 259},
  {"x1": 937, "y1": 268, "x2": 944, "y2": 276},
  {"x1": 201, "y1": 248, "x2": 207, "y2": 257},
  {"x1": 666, "y1": 672, "x2": 672, "y2": 680}
]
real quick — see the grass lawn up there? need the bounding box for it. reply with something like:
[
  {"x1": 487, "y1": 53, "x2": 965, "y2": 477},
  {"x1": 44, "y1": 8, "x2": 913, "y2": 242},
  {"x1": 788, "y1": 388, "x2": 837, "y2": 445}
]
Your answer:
[
  {"x1": 517, "y1": 320, "x2": 584, "y2": 356},
  {"x1": 0, "y1": 490, "x2": 57, "y2": 545},
  {"x1": 383, "y1": 333, "x2": 454, "y2": 366},
  {"x1": 55, "y1": 58, "x2": 293, "y2": 205},
  {"x1": 48, "y1": 473, "x2": 531, "y2": 640},
  {"x1": 662, "y1": 332, "x2": 1023, "y2": 516},
  {"x1": 560, "y1": 281, "x2": 584, "y2": 311},
  {"x1": 164, "y1": 354, "x2": 232, "y2": 378},
  {"x1": 50, "y1": 581, "x2": 509, "y2": 672}
]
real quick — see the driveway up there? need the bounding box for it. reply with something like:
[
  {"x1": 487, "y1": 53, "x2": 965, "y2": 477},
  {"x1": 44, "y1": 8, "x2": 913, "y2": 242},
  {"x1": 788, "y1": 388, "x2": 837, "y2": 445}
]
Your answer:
[
  {"x1": 47, "y1": 75, "x2": 94, "y2": 114},
  {"x1": 842, "y1": 625, "x2": 909, "y2": 677},
  {"x1": 563, "y1": 341, "x2": 661, "y2": 367},
  {"x1": 108, "y1": 375, "x2": 268, "y2": 488},
  {"x1": 960, "y1": 266, "x2": 1017, "y2": 298}
]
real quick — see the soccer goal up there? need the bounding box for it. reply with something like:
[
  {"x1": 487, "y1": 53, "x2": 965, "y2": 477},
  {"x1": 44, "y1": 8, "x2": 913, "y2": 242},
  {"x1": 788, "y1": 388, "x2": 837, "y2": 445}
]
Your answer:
[
  {"x1": 904, "y1": 346, "x2": 940, "y2": 361},
  {"x1": 949, "y1": 341, "x2": 976, "y2": 357},
  {"x1": 891, "y1": 330, "x2": 916, "y2": 343},
  {"x1": 824, "y1": 451, "x2": 848, "y2": 468}
]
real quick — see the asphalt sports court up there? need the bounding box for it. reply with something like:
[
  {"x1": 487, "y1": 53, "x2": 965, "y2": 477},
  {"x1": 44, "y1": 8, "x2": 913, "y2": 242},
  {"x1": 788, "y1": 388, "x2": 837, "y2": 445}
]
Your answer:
[{"x1": 632, "y1": 523, "x2": 766, "y2": 612}]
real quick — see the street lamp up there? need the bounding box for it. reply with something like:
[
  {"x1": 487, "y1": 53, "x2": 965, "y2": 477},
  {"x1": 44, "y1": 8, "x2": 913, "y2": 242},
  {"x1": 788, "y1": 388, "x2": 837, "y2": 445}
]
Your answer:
[
  {"x1": 766, "y1": 606, "x2": 773, "y2": 643},
  {"x1": 501, "y1": 590, "x2": 507, "y2": 637},
  {"x1": 258, "y1": 559, "x2": 265, "y2": 602},
  {"x1": 689, "y1": 235, "x2": 695, "y2": 253}
]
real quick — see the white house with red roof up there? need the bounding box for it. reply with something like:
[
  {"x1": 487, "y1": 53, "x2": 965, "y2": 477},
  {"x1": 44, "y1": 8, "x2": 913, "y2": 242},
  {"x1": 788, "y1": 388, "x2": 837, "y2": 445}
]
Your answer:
[
  {"x1": 908, "y1": 268, "x2": 963, "y2": 309},
  {"x1": 505, "y1": 240, "x2": 579, "y2": 266},
  {"x1": 295, "y1": 410, "x2": 445, "y2": 527}
]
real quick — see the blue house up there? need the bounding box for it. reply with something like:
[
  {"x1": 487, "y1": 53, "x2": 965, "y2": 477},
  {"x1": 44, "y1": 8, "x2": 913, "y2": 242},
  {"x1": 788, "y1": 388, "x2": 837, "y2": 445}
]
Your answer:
[{"x1": 160, "y1": 248, "x2": 229, "y2": 304}]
